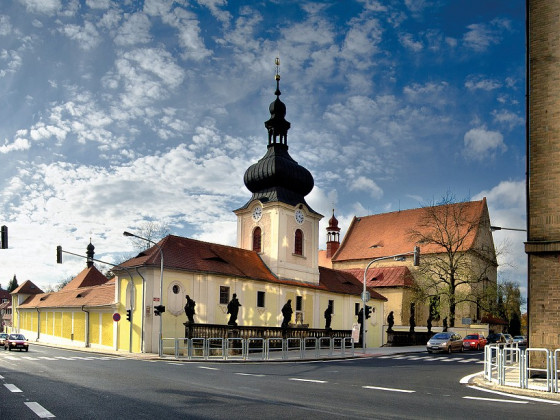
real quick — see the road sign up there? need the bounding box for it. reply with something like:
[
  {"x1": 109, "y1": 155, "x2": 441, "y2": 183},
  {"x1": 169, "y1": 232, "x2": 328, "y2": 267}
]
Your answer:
[
  {"x1": 113, "y1": 313, "x2": 121, "y2": 322},
  {"x1": 361, "y1": 291, "x2": 370, "y2": 302}
]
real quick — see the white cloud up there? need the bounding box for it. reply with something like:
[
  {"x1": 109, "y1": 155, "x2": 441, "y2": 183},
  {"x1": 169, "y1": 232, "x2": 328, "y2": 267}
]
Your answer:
[
  {"x1": 59, "y1": 21, "x2": 100, "y2": 50},
  {"x1": 399, "y1": 32, "x2": 423, "y2": 52},
  {"x1": 465, "y1": 75, "x2": 502, "y2": 91},
  {"x1": 349, "y1": 176, "x2": 383, "y2": 199},
  {"x1": 114, "y1": 13, "x2": 152, "y2": 46},
  {"x1": 492, "y1": 109, "x2": 524, "y2": 129},
  {"x1": 0, "y1": 137, "x2": 30, "y2": 153},
  {"x1": 463, "y1": 18, "x2": 511, "y2": 52},
  {"x1": 0, "y1": 15, "x2": 13, "y2": 35},
  {"x1": 18, "y1": 0, "x2": 61, "y2": 15},
  {"x1": 86, "y1": 0, "x2": 111, "y2": 9},
  {"x1": 463, "y1": 127, "x2": 507, "y2": 161}
]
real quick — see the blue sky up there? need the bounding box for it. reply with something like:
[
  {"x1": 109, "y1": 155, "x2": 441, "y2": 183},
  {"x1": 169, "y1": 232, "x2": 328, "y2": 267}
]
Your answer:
[{"x1": 0, "y1": 0, "x2": 526, "y2": 303}]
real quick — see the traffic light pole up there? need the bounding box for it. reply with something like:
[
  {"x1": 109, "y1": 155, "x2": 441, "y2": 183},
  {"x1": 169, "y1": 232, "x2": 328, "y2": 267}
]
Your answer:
[{"x1": 362, "y1": 247, "x2": 420, "y2": 353}]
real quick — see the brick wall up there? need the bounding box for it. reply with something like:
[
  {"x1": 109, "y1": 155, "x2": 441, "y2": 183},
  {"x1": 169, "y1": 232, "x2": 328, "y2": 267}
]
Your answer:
[{"x1": 527, "y1": 0, "x2": 560, "y2": 351}]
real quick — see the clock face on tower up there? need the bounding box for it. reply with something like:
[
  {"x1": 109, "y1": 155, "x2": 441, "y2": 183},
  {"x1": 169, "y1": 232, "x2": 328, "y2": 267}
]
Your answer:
[
  {"x1": 295, "y1": 209, "x2": 304, "y2": 224},
  {"x1": 252, "y1": 205, "x2": 262, "y2": 221}
]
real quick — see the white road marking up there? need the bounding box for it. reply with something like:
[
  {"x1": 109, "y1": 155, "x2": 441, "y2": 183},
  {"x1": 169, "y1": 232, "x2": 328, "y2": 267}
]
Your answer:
[
  {"x1": 25, "y1": 402, "x2": 56, "y2": 418},
  {"x1": 289, "y1": 378, "x2": 327, "y2": 383},
  {"x1": 4, "y1": 356, "x2": 18, "y2": 360},
  {"x1": 0, "y1": 375, "x2": 3, "y2": 379},
  {"x1": 460, "y1": 371, "x2": 482, "y2": 384},
  {"x1": 363, "y1": 385, "x2": 415, "y2": 393},
  {"x1": 198, "y1": 366, "x2": 219, "y2": 370},
  {"x1": 22, "y1": 356, "x2": 39, "y2": 360},
  {"x1": 459, "y1": 358, "x2": 480, "y2": 363},
  {"x1": 167, "y1": 363, "x2": 183, "y2": 365},
  {"x1": 38, "y1": 357, "x2": 57, "y2": 360},
  {"x1": 467, "y1": 385, "x2": 560, "y2": 405},
  {"x1": 235, "y1": 373, "x2": 265, "y2": 377},
  {"x1": 4, "y1": 383, "x2": 22, "y2": 392},
  {"x1": 463, "y1": 396, "x2": 527, "y2": 404}
]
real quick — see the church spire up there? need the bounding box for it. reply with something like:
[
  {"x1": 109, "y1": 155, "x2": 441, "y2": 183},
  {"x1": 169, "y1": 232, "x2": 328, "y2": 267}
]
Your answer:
[
  {"x1": 241, "y1": 58, "x2": 315, "y2": 211},
  {"x1": 264, "y1": 57, "x2": 290, "y2": 146}
]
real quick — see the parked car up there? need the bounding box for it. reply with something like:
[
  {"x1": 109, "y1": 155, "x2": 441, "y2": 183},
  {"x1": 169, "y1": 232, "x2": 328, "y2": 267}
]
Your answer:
[
  {"x1": 463, "y1": 333, "x2": 487, "y2": 351},
  {"x1": 0, "y1": 332, "x2": 8, "y2": 346},
  {"x1": 513, "y1": 335, "x2": 527, "y2": 346},
  {"x1": 503, "y1": 333, "x2": 514, "y2": 344},
  {"x1": 486, "y1": 333, "x2": 507, "y2": 344},
  {"x1": 427, "y1": 332, "x2": 464, "y2": 353},
  {"x1": 4, "y1": 333, "x2": 29, "y2": 352}
]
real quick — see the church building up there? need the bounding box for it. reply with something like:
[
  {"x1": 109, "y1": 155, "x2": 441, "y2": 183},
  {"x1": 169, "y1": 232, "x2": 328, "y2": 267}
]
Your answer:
[{"x1": 10, "y1": 64, "x2": 387, "y2": 353}]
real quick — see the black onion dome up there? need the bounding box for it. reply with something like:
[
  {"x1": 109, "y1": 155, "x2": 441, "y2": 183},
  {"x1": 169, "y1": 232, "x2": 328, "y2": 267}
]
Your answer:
[
  {"x1": 238, "y1": 60, "x2": 317, "y2": 213},
  {"x1": 243, "y1": 143, "x2": 314, "y2": 202}
]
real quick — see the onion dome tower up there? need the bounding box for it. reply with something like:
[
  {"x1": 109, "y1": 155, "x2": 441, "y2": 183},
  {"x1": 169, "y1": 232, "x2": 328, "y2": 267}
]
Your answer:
[
  {"x1": 235, "y1": 58, "x2": 322, "y2": 284},
  {"x1": 241, "y1": 58, "x2": 316, "y2": 211},
  {"x1": 326, "y1": 210, "x2": 341, "y2": 258}
]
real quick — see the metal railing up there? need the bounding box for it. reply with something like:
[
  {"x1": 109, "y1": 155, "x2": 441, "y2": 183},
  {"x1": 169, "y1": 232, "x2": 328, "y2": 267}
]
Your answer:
[
  {"x1": 162, "y1": 336, "x2": 355, "y2": 361},
  {"x1": 484, "y1": 343, "x2": 559, "y2": 393}
]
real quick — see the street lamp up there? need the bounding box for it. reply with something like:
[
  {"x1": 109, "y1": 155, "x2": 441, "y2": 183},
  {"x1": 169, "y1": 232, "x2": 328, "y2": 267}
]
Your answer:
[
  {"x1": 490, "y1": 226, "x2": 527, "y2": 232},
  {"x1": 361, "y1": 246, "x2": 420, "y2": 352},
  {"x1": 123, "y1": 231, "x2": 164, "y2": 357}
]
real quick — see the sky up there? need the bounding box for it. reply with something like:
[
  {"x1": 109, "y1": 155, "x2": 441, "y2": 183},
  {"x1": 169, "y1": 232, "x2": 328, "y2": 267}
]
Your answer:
[{"x1": 0, "y1": 0, "x2": 526, "y2": 303}]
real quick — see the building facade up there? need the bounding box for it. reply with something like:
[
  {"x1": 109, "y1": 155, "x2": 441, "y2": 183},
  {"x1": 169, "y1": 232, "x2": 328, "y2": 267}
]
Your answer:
[{"x1": 526, "y1": 0, "x2": 560, "y2": 351}]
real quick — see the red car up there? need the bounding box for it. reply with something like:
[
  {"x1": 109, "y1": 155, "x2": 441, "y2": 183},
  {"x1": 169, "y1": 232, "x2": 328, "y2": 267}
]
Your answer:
[
  {"x1": 3, "y1": 333, "x2": 29, "y2": 352},
  {"x1": 463, "y1": 333, "x2": 487, "y2": 351}
]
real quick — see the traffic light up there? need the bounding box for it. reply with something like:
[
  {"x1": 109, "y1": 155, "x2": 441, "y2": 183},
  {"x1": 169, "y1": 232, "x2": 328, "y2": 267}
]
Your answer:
[
  {"x1": 1, "y1": 225, "x2": 8, "y2": 249},
  {"x1": 365, "y1": 305, "x2": 372, "y2": 319},
  {"x1": 56, "y1": 245, "x2": 63, "y2": 264},
  {"x1": 413, "y1": 246, "x2": 420, "y2": 266},
  {"x1": 154, "y1": 305, "x2": 165, "y2": 316},
  {"x1": 126, "y1": 309, "x2": 131, "y2": 322}
]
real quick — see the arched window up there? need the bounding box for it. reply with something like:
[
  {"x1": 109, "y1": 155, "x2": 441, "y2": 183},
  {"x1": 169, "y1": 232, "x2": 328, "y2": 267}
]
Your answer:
[
  {"x1": 294, "y1": 229, "x2": 303, "y2": 255},
  {"x1": 252, "y1": 227, "x2": 262, "y2": 252}
]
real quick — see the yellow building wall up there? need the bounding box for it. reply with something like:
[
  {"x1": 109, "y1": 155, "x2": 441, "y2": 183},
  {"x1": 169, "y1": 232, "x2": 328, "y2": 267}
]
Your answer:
[
  {"x1": 40, "y1": 311, "x2": 47, "y2": 334},
  {"x1": 74, "y1": 312, "x2": 85, "y2": 342},
  {"x1": 89, "y1": 313, "x2": 100, "y2": 344},
  {"x1": 101, "y1": 313, "x2": 113, "y2": 347},
  {"x1": 62, "y1": 312, "x2": 72, "y2": 340},
  {"x1": 54, "y1": 312, "x2": 62, "y2": 337}
]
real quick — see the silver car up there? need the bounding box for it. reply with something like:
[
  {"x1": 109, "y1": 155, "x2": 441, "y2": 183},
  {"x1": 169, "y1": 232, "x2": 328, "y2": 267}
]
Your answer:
[{"x1": 427, "y1": 332, "x2": 464, "y2": 354}]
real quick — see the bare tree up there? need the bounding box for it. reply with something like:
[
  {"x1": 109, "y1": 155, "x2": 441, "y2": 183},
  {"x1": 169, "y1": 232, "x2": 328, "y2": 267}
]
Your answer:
[
  {"x1": 127, "y1": 221, "x2": 170, "y2": 252},
  {"x1": 409, "y1": 193, "x2": 498, "y2": 328}
]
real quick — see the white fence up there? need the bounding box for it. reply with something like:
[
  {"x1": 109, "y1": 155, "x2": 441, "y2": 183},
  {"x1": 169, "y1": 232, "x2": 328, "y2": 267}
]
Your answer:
[
  {"x1": 484, "y1": 343, "x2": 560, "y2": 393},
  {"x1": 161, "y1": 336, "x2": 355, "y2": 361}
]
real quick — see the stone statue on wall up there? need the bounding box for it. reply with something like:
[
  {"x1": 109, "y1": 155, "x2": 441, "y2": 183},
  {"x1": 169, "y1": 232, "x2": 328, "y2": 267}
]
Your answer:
[
  {"x1": 227, "y1": 293, "x2": 242, "y2": 326},
  {"x1": 184, "y1": 295, "x2": 196, "y2": 324},
  {"x1": 324, "y1": 301, "x2": 333, "y2": 330},
  {"x1": 281, "y1": 299, "x2": 293, "y2": 328},
  {"x1": 387, "y1": 311, "x2": 394, "y2": 333}
]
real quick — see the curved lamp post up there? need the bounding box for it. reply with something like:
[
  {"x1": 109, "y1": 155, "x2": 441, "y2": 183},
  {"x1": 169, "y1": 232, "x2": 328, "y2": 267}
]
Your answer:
[
  {"x1": 362, "y1": 246, "x2": 420, "y2": 353},
  {"x1": 123, "y1": 231, "x2": 164, "y2": 357}
]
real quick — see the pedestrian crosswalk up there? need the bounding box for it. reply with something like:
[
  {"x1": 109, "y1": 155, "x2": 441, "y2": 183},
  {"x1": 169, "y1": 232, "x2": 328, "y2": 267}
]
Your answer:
[
  {"x1": 377, "y1": 354, "x2": 484, "y2": 364},
  {"x1": 0, "y1": 354, "x2": 117, "y2": 362}
]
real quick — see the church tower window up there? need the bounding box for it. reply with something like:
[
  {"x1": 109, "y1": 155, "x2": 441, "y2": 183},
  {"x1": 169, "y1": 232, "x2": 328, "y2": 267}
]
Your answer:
[
  {"x1": 252, "y1": 227, "x2": 262, "y2": 253},
  {"x1": 294, "y1": 229, "x2": 303, "y2": 255}
]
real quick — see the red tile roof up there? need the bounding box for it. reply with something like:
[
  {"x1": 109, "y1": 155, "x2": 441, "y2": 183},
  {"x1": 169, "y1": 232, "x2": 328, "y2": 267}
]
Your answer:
[
  {"x1": 319, "y1": 267, "x2": 387, "y2": 300},
  {"x1": 18, "y1": 282, "x2": 115, "y2": 309},
  {"x1": 121, "y1": 235, "x2": 279, "y2": 283},
  {"x1": 342, "y1": 266, "x2": 415, "y2": 288},
  {"x1": 62, "y1": 266, "x2": 110, "y2": 290},
  {"x1": 332, "y1": 198, "x2": 488, "y2": 262},
  {"x1": 119, "y1": 235, "x2": 386, "y2": 299},
  {"x1": 11, "y1": 280, "x2": 43, "y2": 295}
]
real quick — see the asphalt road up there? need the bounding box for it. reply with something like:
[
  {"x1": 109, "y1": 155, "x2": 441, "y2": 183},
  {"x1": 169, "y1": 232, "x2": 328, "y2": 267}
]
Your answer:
[{"x1": 1, "y1": 345, "x2": 558, "y2": 419}]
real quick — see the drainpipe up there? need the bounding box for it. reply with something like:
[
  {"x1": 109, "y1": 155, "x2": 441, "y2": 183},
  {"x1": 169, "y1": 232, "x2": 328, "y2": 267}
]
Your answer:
[
  {"x1": 81, "y1": 305, "x2": 90, "y2": 347},
  {"x1": 35, "y1": 308, "x2": 40, "y2": 341},
  {"x1": 136, "y1": 267, "x2": 146, "y2": 353}
]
